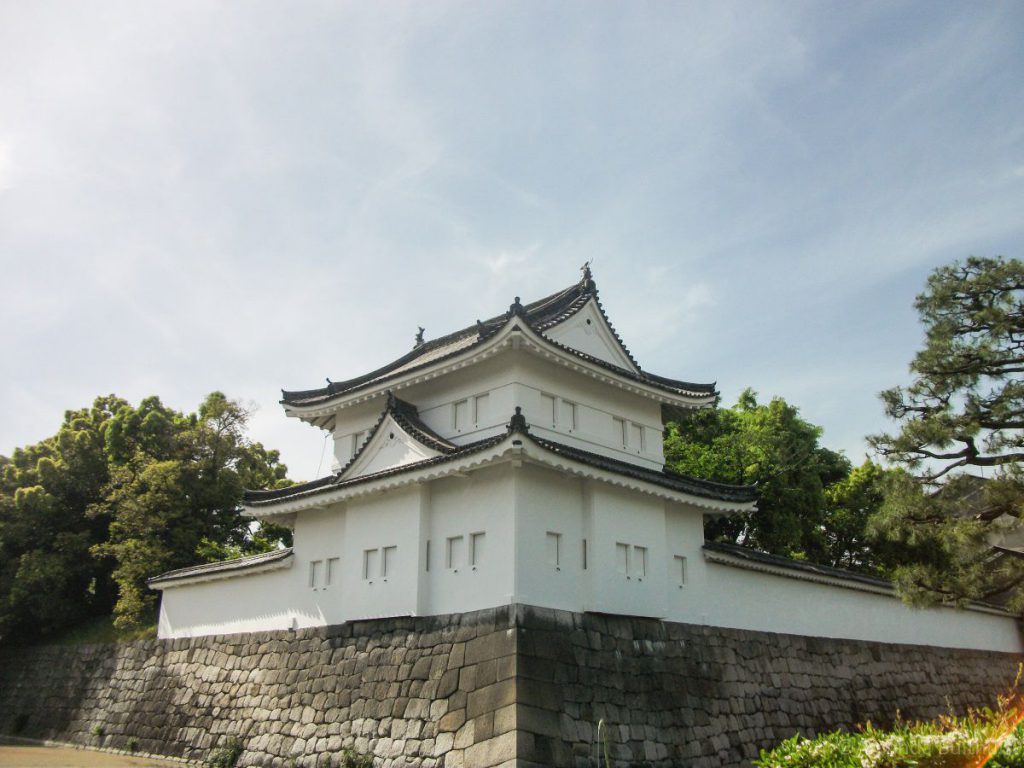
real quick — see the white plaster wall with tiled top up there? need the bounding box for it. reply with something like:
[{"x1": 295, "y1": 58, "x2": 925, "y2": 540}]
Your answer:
[{"x1": 156, "y1": 457, "x2": 1023, "y2": 652}]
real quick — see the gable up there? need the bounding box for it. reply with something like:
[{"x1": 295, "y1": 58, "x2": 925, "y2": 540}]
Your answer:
[
  {"x1": 542, "y1": 299, "x2": 639, "y2": 372},
  {"x1": 341, "y1": 413, "x2": 445, "y2": 480}
]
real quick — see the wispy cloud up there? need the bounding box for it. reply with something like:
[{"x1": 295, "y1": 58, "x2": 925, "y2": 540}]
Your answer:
[{"x1": 1, "y1": 1, "x2": 1022, "y2": 478}]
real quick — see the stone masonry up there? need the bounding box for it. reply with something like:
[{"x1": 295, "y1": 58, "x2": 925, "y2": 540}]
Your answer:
[{"x1": 0, "y1": 605, "x2": 1020, "y2": 767}]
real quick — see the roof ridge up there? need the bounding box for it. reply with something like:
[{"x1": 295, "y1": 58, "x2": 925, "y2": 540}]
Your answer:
[{"x1": 280, "y1": 269, "x2": 717, "y2": 408}]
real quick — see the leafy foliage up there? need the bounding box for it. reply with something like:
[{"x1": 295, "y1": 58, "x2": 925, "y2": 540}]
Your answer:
[
  {"x1": 0, "y1": 392, "x2": 292, "y2": 639},
  {"x1": 756, "y1": 692, "x2": 1024, "y2": 768},
  {"x1": 666, "y1": 390, "x2": 898, "y2": 572},
  {"x1": 869, "y1": 256, "x2": 1024, "y2": 612},
  {"x1": 206, "y1": 736, "x2": 244, "y2": 768}
]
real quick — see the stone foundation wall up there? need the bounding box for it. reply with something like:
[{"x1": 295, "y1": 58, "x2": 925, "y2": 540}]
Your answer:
[
  {"x1": 514, "y1": 607, "x2": 1021, "y2": 767},
  {"x1": 0, "y1": 605, "x2": 1020, "y2": 768},
  {"x1": 0, "y1": 607, "x2": 518, "y2": 768}
]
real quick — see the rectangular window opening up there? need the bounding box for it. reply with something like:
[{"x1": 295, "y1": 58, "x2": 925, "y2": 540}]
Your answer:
[
  {"x1": 363, "y1": 549, "x2": 379, "y2": 580},
  {"x1": 629, "y1": 423, "x2": 644, "y2": 452},
  {"x1": 470, "y1": 532, "x2": 486, "y2": 567},
  {"x1": 382, "y1": 545, "x2": 397, "y2": 578},
  {"x1": 615, "y1": 542, "x2": 630, "y2": 576},
  {"x1": 582, "y1": 538, "x2": 588, "y2": 570},
  {"x1": 325, "y1": 557, "x2": 339, "y2": 586},
  {"x1": 446, "y1": 535, "x2": 464, "y2": 570},
  {"x1": 473, "y1": 394, "x2": 489, "y2": 426},
  {"x1": 309, "y1": 560, "x2": 322, "y2": 589},
  {"x1": 675, "y1": 555, "x2": 687, "y2": 587},
  {"x1": 561, "y1": 399, "x2": 578, "y2": 431},
  {"x1": 425, "y1": 539, "x2": 431, "y2": 572},
  {"x1": 546, "y1": 531, "x2": 562, "y2": 569},
  {"x1": 612, "y1": 417, "x2": 627, "y2": 449},
  {"x1": 633, "y1": 545, "x2": 648, "y2": 580},
  {"x1": 541, "y1": 393, "x2": 557, "y2": 428},
  {"x1": 453, "y1": 399, "x2": 470, "y2": 431}
]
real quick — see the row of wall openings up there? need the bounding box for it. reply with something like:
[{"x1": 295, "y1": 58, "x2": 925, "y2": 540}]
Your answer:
[
  {"x1": 425, "y1": 532, "x2": 485, "y2": 572},
  {"x1": 538, "y1": 394, "x2": 578, "y2": 431},
  {"x1": 363, "y1": 545, "x2": 397, "y2": 583},
  {"x1": 611, "y1": 417, "x2": 645, "y2": 452},
  {"x1": 453, "y1": 394, "x2": 489, "y2": 432},
  {"x1": 615, "y1": 542, "x2": 648, "y2": 581},
  {"x1": 546, "y1": 533, "x2": 591, "y2": 571},
  {"x1": 309, "y1": 557, "x2": 340, "y2": 590}
]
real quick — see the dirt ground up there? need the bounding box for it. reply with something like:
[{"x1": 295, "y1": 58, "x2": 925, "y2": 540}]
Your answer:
[{"x1": 0, "y1": 741, "x2": 187, "y2": 767}]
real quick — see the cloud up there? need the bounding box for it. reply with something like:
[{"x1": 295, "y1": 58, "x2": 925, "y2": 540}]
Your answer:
[{"x1": 0, "y1": 1, "x2": 1022, "y2": 481}]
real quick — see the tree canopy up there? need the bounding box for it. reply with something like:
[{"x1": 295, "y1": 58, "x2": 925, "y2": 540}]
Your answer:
[
  {"x1": 665, "y1": 390, "x2": 897, "y2": 574},
  {"x1": 869, "y1": 256, "x2": 1024, "y2": 612},
  {"x1": 0, "y1": 392, "x2": 292, "y2": 639}
]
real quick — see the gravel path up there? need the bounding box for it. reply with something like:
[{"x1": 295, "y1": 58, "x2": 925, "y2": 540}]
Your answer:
[{"x1": 0, "y1": 741, "x2": 187, "y2": 767}]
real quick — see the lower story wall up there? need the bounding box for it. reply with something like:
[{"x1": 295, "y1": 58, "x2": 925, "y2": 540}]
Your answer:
[{"x1": 0, "y1": 605, "x2": 1020, "y2": 768}]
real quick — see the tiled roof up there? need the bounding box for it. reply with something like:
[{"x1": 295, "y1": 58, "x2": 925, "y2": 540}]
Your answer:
[
  {"x1": 529, "y1": 435, "x2": 757, "y2": 504},
  {"x1": 244, "y1": 433, "x2": 508, "y2": 505},
  {"x1": 281, "y1": 269, "x2": 716, "y2": 407},
  {"x1": 147, "y1": 548, "x2": 294, "y2": 586},
  {"x1": 245, "y1": 414, "x2": 756, "y2": 507},
  {"x1": 702, "y1": 541, "x2": 893, "y2": 590}
]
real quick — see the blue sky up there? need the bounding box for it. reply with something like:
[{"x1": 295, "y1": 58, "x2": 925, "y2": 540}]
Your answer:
[{"x1": 2, "y1": 1, "x2": 1022, "y2": 480}]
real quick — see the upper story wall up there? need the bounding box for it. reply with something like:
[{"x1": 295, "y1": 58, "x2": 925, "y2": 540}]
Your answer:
[{"x1": 329, "y1": 350, "x2": 669, "y2": 473}]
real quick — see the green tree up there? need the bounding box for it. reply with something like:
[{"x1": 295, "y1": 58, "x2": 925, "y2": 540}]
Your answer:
[
  {"x1": 0, "y1": 395, "x2": 126, "y2": 638},
  {"x1": 92, "y1": 393, "x2": 291, "y2": 629},
  {"x1": 869, "y1": 256, "x2": 1024, "y2": 612},
  {"x1": 0, "y1": 392, "x2": 292, "y2": 639},
  {"x1": 665, "y1": 389, "x2": 850, "y2": 562},
  {"x1": 822, "y1": 460, "x2": 904, "y2": 573}
]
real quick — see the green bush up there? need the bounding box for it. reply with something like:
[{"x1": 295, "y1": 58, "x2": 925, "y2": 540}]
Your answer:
[
  {"x1": 755, "y1": 712, "x2": 1024, "y2": 767},
  {"x1": 337, "y1": 747, "x2": 374, "y2": 768},
  {"x1": 207, "y1": 736, "x2": 244, "y2": 768}
]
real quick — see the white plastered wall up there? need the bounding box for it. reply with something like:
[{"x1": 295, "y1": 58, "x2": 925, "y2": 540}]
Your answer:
[
  {"x1": 325, "y1": 349, "x2": 669, "y2": 481},
  {"x1": 157, "y1": 461, "x2": 1023, "y2": 653}
]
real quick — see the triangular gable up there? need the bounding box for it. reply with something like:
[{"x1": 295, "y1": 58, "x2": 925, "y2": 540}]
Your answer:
[
  {"x1": 542, "y1": 298, "x2": 639, "y2": 373},
  {"x1": 341, "y1": 412, "x2": 446, "y2": 481}
]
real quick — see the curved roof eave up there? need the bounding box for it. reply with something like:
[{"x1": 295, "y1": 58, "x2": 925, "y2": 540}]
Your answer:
[
  {"x1": 280, "y1": 272, "x2": 717, "y2": 414},
  {"x1": 282, "y1": 318, "x2": 717, "y2": 422},
  {"x1": 243, "y1": 427, "x2": 756, "y2": 516}
]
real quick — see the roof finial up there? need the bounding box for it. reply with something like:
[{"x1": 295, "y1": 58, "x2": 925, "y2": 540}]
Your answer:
[
  {"x1": 509, "y1": 296, "x2": 524, "y2": 317},
  {"x1": 508, "y1": 406, "x2": 529, "y2": 434},
  {"x1": 581, "y1": 260, "x2": 596, "y2": 291},
  {"x1": 414, "y1": 326, "x2": 425, "y2": 348}
]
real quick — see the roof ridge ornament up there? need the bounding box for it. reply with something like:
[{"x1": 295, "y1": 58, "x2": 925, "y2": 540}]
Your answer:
[
  {"x1": 509, "y1": 296, "x2": 524, "y2": 317},
  {"x1": 581, "y1": 260, "x2": 596, "y2": 292},
  {"x1": 414, "y1": 326, "x2": 425, "y2": 348},
  {"x1": 507, "y1": 406, "x2": 529, "y2": 434}
]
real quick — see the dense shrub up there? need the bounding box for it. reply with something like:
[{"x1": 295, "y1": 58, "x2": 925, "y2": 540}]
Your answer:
[{"x1": 756, "y1": 712, "x2": 1024, "y2": 767}]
